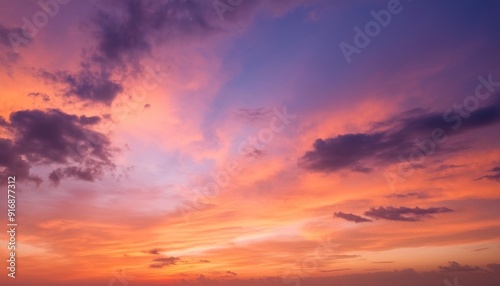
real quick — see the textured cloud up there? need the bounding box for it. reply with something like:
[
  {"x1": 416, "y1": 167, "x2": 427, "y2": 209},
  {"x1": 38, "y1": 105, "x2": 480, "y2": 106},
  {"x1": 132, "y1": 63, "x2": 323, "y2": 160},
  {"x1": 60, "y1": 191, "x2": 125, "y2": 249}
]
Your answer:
[
  {"x1": 28, "y1": 92, "x2": 51, "y2": 102},
  {"x1": 0, "y1": 109, "x2": 115, "y2": 184},
  {"x1": 334, "y1": 206, "x2": 452, "y2": 223},
  {"x1": 439, "y1": 261, "x2": 481, "y2": 272},
  {"x1": 149, "y1": 256, "x2": 180, "y2": 268},
  {"x1": 364, "y1": 206, "x2": 453, "y2": 222},
  {"x1": 0, "y1": 24, "x2": 29, "y2": 75},
  {"x1": 299, "y1": 97, "x2": 500, "y2": 173},
  {"x1": 334, "y1": 211, "x2": 372, "y2": 223},
  {"x1": 91, "y1": 0, "x2": 219, "y2": 70},
  {"x1": 36, "y1": 0, "x2": 220, "y2": 105},
  {"x1": 476, "y1": 166, "x2": 500, "y2": 182},
  {"x1": 143, "y1": 248, "x2": 165, "y2": 255},
  {"x1": 0, "y1": 138, "x2": 41, "y2": 184},
  {"x1": 36, "y1": 68, "x2": 123, "y2": 105}
]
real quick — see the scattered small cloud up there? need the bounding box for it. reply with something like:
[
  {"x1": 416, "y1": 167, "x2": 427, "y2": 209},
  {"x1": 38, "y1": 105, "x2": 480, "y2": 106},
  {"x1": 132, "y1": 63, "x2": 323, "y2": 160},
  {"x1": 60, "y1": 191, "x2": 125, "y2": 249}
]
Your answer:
[
  {"x1": 334, "y1": 211, "x2": 372, "y2": 223},
  {"x1": 149, "y1": 256, "x2": 180, "y2": 268},
  {"x1": 28, "y1": 92, "x2": 50, "y2": 102},
  {"x1": 364, "y1": 206, "x2": 453, "y2": 222},
  {"x1": 234, "y1": 108, "x2": 272, "y2": 123},
  {"x1": 143, "y1": 248, "x2": 164, "y2": 255},
  {"x1": 475, "y1": 166, "x2": 500, "y2": 182},
  {"x1": 385, "y1": 192, "x2": 428, "y2": 199}
]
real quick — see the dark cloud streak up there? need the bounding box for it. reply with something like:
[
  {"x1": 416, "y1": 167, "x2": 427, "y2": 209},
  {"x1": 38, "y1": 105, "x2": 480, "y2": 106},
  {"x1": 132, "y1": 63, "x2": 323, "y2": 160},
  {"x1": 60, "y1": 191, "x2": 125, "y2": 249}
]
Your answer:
[
  {"x1": 364, "y1": 206, "x2": 453, "y2": 222},
  {"x1": 299, "y1": 97, "x2": 500, "y2": 173},
  {"x1": 334, "y1": 211, "x2": 372, "y2": 223}
]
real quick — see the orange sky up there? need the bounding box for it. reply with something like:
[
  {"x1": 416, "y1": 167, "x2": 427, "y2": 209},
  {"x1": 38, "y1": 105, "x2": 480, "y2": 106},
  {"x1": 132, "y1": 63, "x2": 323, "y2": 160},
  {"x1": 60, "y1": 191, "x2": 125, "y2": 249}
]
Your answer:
[{"x1": 0, "y1": 0, "x2": 500, "y2": 285}]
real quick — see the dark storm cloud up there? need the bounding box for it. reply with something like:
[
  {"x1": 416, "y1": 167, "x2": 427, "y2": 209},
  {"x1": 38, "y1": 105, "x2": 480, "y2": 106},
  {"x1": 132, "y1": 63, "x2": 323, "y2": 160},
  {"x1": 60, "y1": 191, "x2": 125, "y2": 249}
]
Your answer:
[
  {"x1": 334, "y1": 211, "x2": 372, "y2": 223},
  {"x1": 364, "y1": 206, "x2": 453, "y2": 222},
  {"x1": 439, "y1": 261, "x2": 481, "y2": 272},
  {"x1": 299, "y1": 97, "x2": 500, "y2": 173},
  {"x1": 0, "y1": 109, "x2": 115, "y2": 184},
  {"x1": 149, "y1": 256, "x2": 180, "y2": 268}
]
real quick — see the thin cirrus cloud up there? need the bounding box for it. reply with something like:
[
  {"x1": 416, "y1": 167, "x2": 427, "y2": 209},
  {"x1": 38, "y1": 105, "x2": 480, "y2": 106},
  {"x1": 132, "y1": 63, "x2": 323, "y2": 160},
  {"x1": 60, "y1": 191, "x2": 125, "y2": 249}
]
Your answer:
[
  {"x1": 334, "y1": 206, "x2": 453, "y2": 223},
  {"x1": 0, "y1": 109, "x2": 114, "y2": 184},
  {"x1": 299, "y1": 96, "x2": 500, "y2": 173},
  {"x1": 385, "y1": 192, "x2": 428, "y2": 199}
]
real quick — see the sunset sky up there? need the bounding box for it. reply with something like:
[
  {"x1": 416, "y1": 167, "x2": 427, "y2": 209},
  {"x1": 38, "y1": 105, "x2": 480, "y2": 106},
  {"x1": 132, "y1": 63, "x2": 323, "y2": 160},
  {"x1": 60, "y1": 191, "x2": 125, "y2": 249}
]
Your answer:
[{"x1": 0, "y1": 0, "x2": 499, "y2": 285}]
